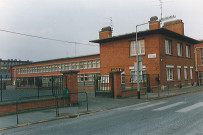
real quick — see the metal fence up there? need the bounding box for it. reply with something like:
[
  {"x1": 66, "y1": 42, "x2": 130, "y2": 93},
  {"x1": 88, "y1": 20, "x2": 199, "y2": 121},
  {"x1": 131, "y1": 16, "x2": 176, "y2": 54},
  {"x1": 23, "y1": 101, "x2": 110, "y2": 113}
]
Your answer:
[
  {"x1": 121, "y1": 74, "x2": 160, "y2": 92},
  {"x1": 0, "y1": 75, "x2": 64, "y2": 102},
  {"x1": 15, "y1": 92, "x2": 88, "y2": 125},
  {"x1": 94, "y1": 75, "x2": 114, "y2": 97}
]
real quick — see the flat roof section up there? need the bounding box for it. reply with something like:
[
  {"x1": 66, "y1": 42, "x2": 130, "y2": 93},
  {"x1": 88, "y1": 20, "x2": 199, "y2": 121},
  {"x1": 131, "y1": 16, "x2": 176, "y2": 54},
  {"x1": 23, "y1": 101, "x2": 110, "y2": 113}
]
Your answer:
[{"x1": 90, "y1": 28, "x2": 200, "y2": 44}]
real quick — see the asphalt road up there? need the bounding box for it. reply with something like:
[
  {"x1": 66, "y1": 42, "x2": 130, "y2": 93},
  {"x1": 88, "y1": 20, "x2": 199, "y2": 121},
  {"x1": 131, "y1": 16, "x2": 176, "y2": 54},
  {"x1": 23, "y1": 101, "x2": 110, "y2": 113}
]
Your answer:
[{"x1": 1, "y1": 91, "x2": 203, "y2": 135}]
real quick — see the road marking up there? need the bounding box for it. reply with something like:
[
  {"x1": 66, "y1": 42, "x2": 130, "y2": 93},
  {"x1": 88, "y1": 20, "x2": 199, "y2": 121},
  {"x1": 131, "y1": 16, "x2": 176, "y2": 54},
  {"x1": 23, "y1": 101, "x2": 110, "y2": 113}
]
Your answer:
[
  {"x1": 114, "y1": 102, "x2": 150, "y2": 111},
  {"x1": 153, "y1": 102, "x2": 185, "y2": 111},
  {"x1": 132, "y1": 101, "x2": 166, "y2": 110},
  {"x1": 176, "y1": 102, "x2": 203, "y2": 113}
]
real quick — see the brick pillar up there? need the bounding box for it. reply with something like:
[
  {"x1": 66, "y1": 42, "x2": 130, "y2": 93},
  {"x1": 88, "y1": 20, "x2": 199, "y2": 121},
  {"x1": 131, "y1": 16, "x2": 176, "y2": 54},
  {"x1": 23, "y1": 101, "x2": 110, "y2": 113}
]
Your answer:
[
  {"x1": 61, "y1": 71, "x2": 79, "y2": 103},
  {"x1": 110, "y1": 71, "x2": 122, "y2": 98}
]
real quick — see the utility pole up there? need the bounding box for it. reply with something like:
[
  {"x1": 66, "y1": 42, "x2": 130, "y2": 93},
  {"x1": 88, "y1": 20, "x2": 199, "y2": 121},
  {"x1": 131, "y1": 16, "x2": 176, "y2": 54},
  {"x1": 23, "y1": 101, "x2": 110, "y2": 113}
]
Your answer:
[{"x1": 135, "y1": 22, "x2": 148, "y2": 99}]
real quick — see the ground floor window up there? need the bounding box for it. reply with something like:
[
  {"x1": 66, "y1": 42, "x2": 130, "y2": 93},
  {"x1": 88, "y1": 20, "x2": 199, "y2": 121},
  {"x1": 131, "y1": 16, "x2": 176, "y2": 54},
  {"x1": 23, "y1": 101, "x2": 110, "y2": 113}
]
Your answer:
[
  {"x1": 184, "y1": 66, "x2": 188, "y2": 80},
  {"x1": 130, "y1": 69, "x2": 146, "y2": 83},
  {"x1": 177, "y1": 66, "x2": 181, "y2": 81},
  {"x1": 190, "y1": 66, "x2": 193, "y2": 80},
  {"x1": 77, "y1": 73, "x2": 100, "y2": 86},
  {"x1": 166, "y1": 65, "x2": 174, "y2": 81}
]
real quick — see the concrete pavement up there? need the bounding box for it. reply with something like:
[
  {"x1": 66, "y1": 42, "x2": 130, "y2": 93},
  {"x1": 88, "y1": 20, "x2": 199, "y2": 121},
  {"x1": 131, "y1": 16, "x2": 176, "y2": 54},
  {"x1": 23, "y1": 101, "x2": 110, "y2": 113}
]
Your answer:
[{"x1": 0, "y1": 85, "x2": 202, "y2": 131}]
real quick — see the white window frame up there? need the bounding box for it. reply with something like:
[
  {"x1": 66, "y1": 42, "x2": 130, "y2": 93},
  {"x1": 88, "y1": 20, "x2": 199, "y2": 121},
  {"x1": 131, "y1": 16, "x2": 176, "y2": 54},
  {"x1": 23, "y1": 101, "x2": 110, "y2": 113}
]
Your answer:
[
  {"x1": 177, "y1": 66, "x2": 181, "y2": 81},
  {"x1": 177, "y1": 43, "x2": 183, "y2": 56},
  {"x1": 101, "y1": 75, "x2": 109, "y2": 83},
  {"x1": 166, "y1": 65, "x2": 174, "y2": 81},
  {"x1": 184, "y1": 66, "x2": 188, "y2": 80},
  {"x1": 186, "y1": 45, "x2": 191, "y2": 58},
  {"x1": 130, "y1": 39, "x2": 145, "y2": 56},
  {"x1": 130, "y1": 67, "x2": 146, "y2": 83},
  {"x1": 201, "y1": 48, "x2": 203, "y2": 64},
  {"x1": 165, "y1": 39, "x2": 172, "y2": 55},
  {"x1": 190, "y1": 66, "x2": 193, "y2": 80},
  {"x1": 96, "y1": 60, "x2": 100, "y2": 68},
  {"x1": 84, "y1": 62, "x2": 88, "y2": 69}
]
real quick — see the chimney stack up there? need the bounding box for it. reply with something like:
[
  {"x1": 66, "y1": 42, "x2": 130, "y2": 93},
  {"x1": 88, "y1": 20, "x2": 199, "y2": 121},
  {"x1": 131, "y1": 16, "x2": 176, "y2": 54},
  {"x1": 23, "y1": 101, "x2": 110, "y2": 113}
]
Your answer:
[
  {"x1": 163, "y1": 19, "x2": 184, "y2": 35},
  {"x1": 149, "y1": 16, "x2": 160, "y2": 30},
  {"x1": 99, "y1": 26, "x2": 112, "y2": 39}
]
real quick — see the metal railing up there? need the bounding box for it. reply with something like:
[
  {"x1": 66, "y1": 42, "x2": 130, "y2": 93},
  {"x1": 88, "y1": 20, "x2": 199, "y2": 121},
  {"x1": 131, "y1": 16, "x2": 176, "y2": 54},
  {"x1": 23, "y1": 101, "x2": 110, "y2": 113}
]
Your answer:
[{"x1": 15, "y1": 91, "x2": 88, "y2": 124}]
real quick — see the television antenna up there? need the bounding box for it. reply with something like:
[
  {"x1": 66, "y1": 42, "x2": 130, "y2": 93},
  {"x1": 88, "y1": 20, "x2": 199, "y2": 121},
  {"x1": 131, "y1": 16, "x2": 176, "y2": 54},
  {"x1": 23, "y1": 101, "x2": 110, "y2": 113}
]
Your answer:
[
  {"x1": 105, "y1": 17, "x2": 113, "y2": 31},
  {"x1": 159, "y1": 0, "x2": 163, "y2": 24}
]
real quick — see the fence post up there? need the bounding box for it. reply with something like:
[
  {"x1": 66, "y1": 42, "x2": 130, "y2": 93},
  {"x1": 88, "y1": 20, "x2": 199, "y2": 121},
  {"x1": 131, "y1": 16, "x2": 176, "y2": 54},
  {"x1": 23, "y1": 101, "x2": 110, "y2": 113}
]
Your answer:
[
  {"x1": 55, "y1": 96, "x2": 59, "y2": 117},
  {"x1": 85, "y1": 92, "x2": 88, "y2": 111},
  {"x1": 61, "y1": 71, "x2": 79, "y2": 103},
  {"x1": 37, "y1": 77, "x2": 40, "y2": 98},
  {"x1": 1, "y1": 75, "x2": 2, "y2": 102},
  {"x1": 16, "y1": 101, "x2": 19, "y2": 124},
  {"x1": 110, "y1": 71, "x2": 122, "y2": 98},
  {"x1": 51, "y1": 76, "x2": 54, "y2": 96}
]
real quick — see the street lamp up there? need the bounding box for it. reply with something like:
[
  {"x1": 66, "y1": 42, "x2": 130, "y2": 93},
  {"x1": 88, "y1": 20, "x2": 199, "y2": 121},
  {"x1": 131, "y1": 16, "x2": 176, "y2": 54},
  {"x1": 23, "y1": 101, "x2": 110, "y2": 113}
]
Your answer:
[{"x1": 135, "y1": 22, "x2": 148, "y2": 99}]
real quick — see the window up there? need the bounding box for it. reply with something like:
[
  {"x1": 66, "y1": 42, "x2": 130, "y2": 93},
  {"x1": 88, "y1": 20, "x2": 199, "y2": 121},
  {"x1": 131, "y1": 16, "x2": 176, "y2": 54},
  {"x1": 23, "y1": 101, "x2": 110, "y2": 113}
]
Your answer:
[
  {"x1": 93, "y1": 60, "x2": 96, "y2": 68},
  {"x1": 177, "y1": 66, "x2": 181, "y2": 81},
  {"x1": 190, "y1": 66, "x2": 193, "y2": 80},
  {"x1": 88, "y1": 61, "x2": 92, "y2": 69},
  {"x1": 101, "y1": 75, "x2": 109, "y2": 83},
  {"x1": 166, "y1": 65, "x2": 174, "y2": 81},
  {"x1": 76, "y1": 62, "x2": 79, "y2": 69},
  {"x1": 72, "y1": 63, "x2": 76, "y2": 69},
  {"x1": 165, "y1": 39, "x2": 172, "y2": 55},
  {"x1": 96, "y1": 60, "x2": 100, "y2": 68},
  {"x1": 201, "y1": 48, "x2": 203, "y2": 64},
  {"x1": 186, "y1": 45, "x2": 191, "y2": 57},
  {"x1": 121, "y1": 71, "x2": 125, "y2": 84},
  {"x1": 177, "y1": 43, "x2": 183, "y2": 56},
  {"x1": 184, "y1": 67, "x2": 188, "y2": 80},
  {"x1": 130, "y1": 69, "x2": 146, "y2": 82},
  {"x1": 88, "y1": 74, "x2": 93, "y2": 81},
  {"x1": 84, "y1": 62, "x2": 88, "y2": 69},
  {"x1": 129, "y1": 39, "x2": 145, "y2": 56},
  {"x1": 79, "y1": 62, "x2": 84, "y2": 69},
  {"x1": 61, "y1": 64, "x2": 65, "y2": 71}
]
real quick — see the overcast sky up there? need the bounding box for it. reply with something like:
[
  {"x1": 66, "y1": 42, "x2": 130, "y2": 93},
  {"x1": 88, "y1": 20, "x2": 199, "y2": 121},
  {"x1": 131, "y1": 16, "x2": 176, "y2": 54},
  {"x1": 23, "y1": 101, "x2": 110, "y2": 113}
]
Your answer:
[{"x1": 0, "y1": 0, "x2": 202, "y2": 62}]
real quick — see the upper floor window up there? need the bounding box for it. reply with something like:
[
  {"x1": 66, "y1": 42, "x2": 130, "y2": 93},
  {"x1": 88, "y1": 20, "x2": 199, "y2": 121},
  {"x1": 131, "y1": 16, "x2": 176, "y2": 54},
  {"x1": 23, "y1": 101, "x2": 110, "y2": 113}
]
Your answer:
[
  {"x1": 177, "y1": 43, "x2": 183, "y2": 56},
  {"x1": 165, "y1": 39, "x2": 172, "y2": 55},
  {"x1": 201, "y1": 48, "x2": 203, "y2": 64},
  {"x1": 186, "y1": 45, "x2": 191, "y2": 58},
  {"x1": 130, "y1": 39, "x2": 145, "y2": 56}
]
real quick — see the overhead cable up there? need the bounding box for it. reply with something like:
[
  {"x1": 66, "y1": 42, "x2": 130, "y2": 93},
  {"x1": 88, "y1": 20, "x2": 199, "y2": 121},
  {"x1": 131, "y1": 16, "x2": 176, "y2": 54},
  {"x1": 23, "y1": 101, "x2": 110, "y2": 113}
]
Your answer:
[{"x1": 0, "y1": 29, "x2": 98, "y2": 47}]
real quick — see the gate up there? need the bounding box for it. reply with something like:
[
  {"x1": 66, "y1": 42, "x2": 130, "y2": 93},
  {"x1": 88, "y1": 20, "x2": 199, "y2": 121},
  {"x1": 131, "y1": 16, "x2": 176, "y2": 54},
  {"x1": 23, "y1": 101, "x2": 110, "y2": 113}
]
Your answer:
[
  {"x1": 52, "y1": 75, "x2": 64, "y2": 96},
  {"x1": 94, "y1": 74, "x2": 114, "y2": 97}
]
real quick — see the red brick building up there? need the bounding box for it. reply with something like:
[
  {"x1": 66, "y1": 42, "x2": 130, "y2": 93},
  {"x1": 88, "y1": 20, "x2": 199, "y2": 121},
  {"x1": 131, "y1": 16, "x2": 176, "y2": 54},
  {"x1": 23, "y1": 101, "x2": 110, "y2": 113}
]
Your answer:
[
  {"x1": 194, "y1": 41, "x2": 203, "y2": 85},
  {"x1": 11, "y1": 16, "x2": 200, "y2": 91},
  {"x1": 90, "y1": 17, "x2": 199, "y2": 89},
  {"x1": 11, "y1": 54, "x2": 100, "y2": 90}
]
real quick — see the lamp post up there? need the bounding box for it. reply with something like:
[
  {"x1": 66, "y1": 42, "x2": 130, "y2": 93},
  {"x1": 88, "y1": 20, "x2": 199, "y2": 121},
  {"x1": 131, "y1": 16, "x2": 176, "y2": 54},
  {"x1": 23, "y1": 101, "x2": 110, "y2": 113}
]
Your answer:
[{"x1": 135, "y1": 22, "x2": 148, "y2": 99}]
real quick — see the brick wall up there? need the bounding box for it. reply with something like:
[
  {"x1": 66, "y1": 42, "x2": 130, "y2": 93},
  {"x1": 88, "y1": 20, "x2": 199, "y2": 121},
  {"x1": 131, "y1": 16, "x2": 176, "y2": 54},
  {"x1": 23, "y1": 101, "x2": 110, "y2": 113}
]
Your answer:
[
  {"x1": 100, "y1": 33, "x2": 196, "y2": 87},
  {"x1": 159, "y1": 35, "x2": 195, "y2": 86},
  {"x1": 195, "y1": 42, "x2": 203, "y2": 71}
]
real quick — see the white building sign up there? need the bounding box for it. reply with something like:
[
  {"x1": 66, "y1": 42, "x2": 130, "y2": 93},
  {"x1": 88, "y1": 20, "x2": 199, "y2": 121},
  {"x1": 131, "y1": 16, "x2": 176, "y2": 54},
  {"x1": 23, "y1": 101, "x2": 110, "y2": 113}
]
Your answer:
[{"x1": 148, "y1": 54, "x2": 156, "y2": 58}]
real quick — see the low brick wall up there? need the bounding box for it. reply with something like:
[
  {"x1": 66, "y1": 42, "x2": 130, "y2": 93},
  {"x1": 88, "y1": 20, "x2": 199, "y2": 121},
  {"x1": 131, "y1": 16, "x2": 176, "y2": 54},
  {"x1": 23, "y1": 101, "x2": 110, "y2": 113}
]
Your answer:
[
  {"x1": 78, "y1": 86, "x2": 94, "y2": 91},
  {"x1": 0, "y1": 97, "x2": 70, "y2": 115},
  {"x1": 121, "y1": 89, "x2": 146, "y2": 97}
]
